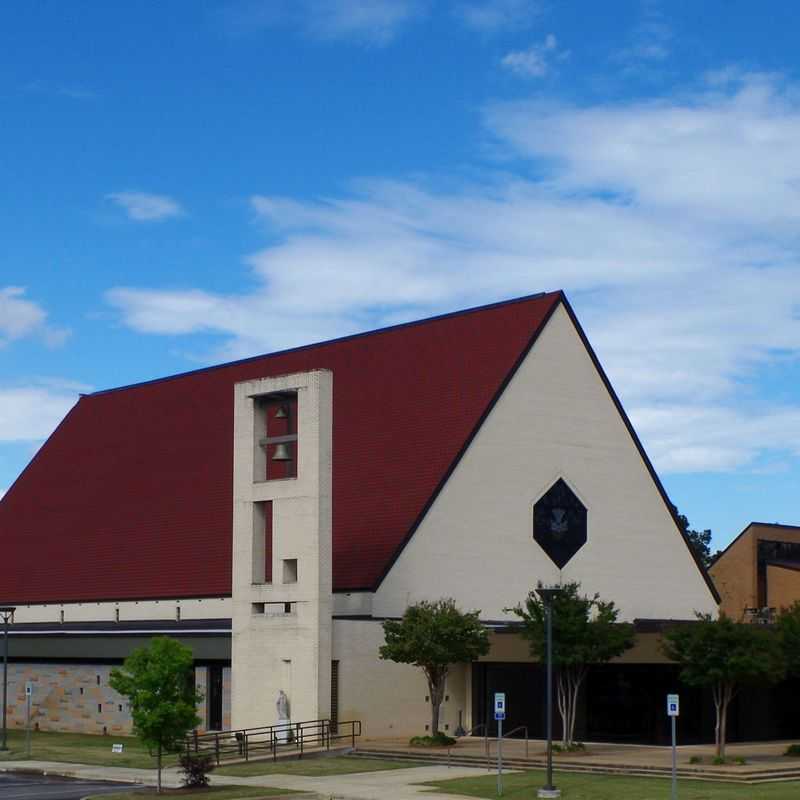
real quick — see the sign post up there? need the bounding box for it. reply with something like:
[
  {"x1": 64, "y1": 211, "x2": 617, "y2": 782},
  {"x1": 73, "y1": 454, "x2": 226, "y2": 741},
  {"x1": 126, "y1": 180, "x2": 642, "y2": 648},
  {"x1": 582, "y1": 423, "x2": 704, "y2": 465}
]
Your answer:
[
  {"x1": 494, "y1": 692, "x2": 506, "y2": 796},
  {"x1": 667, "y1": 693, "x2": 679, "y2": 800},
  {"x1": 25, "y1": 682, "x2": 33, "y2": 758}
]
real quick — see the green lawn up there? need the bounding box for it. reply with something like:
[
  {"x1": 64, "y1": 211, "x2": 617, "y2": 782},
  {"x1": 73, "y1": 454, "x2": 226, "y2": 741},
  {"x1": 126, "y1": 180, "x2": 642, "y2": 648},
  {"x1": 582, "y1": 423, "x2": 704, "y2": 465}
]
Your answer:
[
  {"x1": 0, "y1": 729, "x2": 173, "y2": 769},
  {"x1": 85, "y1": 787, "x2": 299, "y2": 799},
  {"x1": 216, "y1": 755, "x2": 424, "y2": 777},
  {"x1": 426, "y1": 770, "x2": 800, "y2": 800}
]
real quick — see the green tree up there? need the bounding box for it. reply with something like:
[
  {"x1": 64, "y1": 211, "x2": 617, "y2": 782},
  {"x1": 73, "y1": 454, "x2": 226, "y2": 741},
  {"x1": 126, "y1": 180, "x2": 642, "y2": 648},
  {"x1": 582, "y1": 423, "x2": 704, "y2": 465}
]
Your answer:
[
  {"x1": 110, "y1": 637, "x2": 202, "y2": 793},
  {"x1": 508, "y1": 582, "x2": 635, "y2": 747},
  {"x1": 379, "y1": 598, "x2": 490, "y2": 736},
  {"x1": 671, "y1": 505, "x2": 716, "y2": 568},
  {"x1": 663, "y1": 614, "x2": 785, "y2": 758},
  {"x1": 776, "y1": 601, "x2": 800, "y2": 676}
]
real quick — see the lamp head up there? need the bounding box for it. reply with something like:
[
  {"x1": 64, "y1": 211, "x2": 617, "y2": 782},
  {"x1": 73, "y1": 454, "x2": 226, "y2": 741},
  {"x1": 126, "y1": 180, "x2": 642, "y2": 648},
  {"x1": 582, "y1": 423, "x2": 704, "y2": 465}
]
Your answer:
[{"x1": 534, "y1": 584, "x2": 563, "y2": 604}]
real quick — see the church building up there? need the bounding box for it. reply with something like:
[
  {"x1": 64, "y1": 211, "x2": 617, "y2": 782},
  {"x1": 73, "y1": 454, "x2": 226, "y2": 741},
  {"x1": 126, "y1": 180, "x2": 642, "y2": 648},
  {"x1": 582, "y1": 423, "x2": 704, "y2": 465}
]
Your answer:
[{"x1": 3, "y1": 291, "x2": 767, "y2": 744}]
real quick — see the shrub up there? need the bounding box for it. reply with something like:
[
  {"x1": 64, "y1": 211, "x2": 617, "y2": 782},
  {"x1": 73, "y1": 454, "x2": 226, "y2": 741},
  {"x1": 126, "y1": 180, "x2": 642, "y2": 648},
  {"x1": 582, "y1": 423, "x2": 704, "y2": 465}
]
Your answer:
[
  {"x1": 552, "y1": 742, "x2": 586, "y2": 753},
  {"x1": 784, "y1": 744, "x2": 800, "y2": 757},
  {"x1": 179, "y1": 752, "x2": 215, "y2": 787},
  {"x1": 689, "y1": 755, "x2": 702, "y2": 764},
  {"x1": 409, "y1": 733, "x2": 456, "y2": 747},
  {"x1": 709, "y1": 755, "x2": 747, "y2": 766}
]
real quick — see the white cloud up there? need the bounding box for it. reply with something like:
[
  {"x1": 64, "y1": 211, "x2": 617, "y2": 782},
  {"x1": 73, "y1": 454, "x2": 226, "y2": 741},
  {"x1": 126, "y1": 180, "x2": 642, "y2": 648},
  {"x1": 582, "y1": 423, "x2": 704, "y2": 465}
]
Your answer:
[
  {"x1": 501, "y1": 34, "x2": 568, "y2": 78},
  {"x1": 456, "y1": 0, "x2": 540, "y2": 32},
  {"x1": 0, "y1": 287, "x2": 69, "y2": 348},
  {"x1": 615, "y1": 0, "x2": 671, "y2": 67},
  {"x1": 23, "y1": 80, "x2": 97, "y2": 101},
  {"x1": 107, "y1": 72, "x2": 800, "y2": 475},
  {"x1": 224, "y1": 0, "x2": 422, "y2": 45},
  {"x1": 106, "y1": 192, "x2": 183, "y2": 222},
  {"x1": 484, "y1": 73, "x2": 800, "y2": 228},
  {"x1": 0, "y1": 383, "x2": 84, "y2": 443},
  {"x1": 306, "y1": 0, "x2": 422, "y2": 43}
]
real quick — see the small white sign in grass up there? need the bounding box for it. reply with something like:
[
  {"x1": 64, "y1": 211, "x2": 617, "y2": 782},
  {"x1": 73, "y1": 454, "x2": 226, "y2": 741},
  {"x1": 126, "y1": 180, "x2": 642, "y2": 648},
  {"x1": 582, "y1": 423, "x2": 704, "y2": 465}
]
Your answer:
[{"x1": 112, "y1": 743, "x2": 124, "y2": 754}]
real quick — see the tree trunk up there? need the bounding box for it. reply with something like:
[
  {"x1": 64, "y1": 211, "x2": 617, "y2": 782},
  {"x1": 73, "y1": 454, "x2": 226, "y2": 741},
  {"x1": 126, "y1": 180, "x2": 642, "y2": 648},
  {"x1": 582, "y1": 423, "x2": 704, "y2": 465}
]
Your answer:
[
  {"x1": 157, "y1": 742, "x2": 162, "y2": 794},
  {"x1": 557, "y1": 674, "x2": 568, "y2": 747},
  {"x1": 719, "y1": 682, "x2": 734, "y2": 761},
  {"x1": 557, "y1": 668, "x2": 586, "y2": 748},
  {"x1": 426, "y1": 669, "x2": 447, "y2": 736},
  {"x1": 568, "y1": 675, "x2": 580, "y2": 746},
  {"x1": 431, "y1": 690, "x2": 440, "y2": 736},
  {"x1": 713, "y1": 681, "x2": 735, "y2": 760}
]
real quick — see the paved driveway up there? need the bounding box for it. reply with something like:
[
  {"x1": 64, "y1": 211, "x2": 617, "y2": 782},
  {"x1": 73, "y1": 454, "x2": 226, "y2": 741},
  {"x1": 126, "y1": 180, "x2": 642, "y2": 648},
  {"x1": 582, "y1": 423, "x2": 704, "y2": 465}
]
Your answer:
[{"x1": 0, "y1": 772, "x2": 127, "y2": 800}]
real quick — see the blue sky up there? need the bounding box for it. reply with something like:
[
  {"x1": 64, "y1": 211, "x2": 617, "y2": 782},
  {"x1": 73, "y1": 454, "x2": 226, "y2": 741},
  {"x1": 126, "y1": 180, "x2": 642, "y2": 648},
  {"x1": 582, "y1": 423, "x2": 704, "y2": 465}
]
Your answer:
[{"x1": 2, "y1": 0, "x2": 800, "y2": 550}]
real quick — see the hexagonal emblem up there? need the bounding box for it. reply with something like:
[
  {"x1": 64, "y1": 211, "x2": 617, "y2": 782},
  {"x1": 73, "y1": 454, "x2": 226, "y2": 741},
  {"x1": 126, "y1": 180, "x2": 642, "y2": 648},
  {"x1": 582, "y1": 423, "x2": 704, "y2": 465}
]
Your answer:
[{"x1": 533, "y1": 478, "x2": 587, "y2": 569}]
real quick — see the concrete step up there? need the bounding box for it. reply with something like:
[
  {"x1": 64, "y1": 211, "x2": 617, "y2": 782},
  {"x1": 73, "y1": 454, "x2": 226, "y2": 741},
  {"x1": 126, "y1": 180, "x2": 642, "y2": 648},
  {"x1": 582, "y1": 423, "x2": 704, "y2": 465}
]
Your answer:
[{"x1": 349, "y1": 748, "x2": 800, "y2": 784}]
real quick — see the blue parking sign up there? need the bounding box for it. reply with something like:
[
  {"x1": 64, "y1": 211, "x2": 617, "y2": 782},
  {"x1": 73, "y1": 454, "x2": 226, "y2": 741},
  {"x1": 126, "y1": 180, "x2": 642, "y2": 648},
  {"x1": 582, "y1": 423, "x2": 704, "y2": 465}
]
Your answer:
[{"x1": 494, "y1": 692, "x2": 506, "y2": 721}]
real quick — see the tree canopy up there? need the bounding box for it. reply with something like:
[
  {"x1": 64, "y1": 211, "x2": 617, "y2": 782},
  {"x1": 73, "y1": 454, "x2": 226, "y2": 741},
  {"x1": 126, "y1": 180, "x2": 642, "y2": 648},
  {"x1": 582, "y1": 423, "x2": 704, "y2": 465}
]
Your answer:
[
  {"x1": 671, "y1": 504, "x2": 719, "y2": 568},
  {"x1": 110, "y1": 637, "x2": 201, "y2": 793},
  {"x1": 508, "y1": 582, "x2": 635, "y2": 747},
  {"x1": 663, "y1": 614, "x2": 785, "y2": 757},
  {"x1": 777, "y1": 601, "x2": 800, "y2": 677},
  {"x1": 380, "y1": 598, "x2": 490, "y2": 736}
]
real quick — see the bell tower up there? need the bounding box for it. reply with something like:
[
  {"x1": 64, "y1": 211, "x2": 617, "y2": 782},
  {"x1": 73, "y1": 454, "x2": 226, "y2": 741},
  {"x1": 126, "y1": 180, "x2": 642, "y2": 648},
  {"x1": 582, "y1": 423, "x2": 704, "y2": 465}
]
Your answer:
[{"x1": 230, "y1": 369, "x2": 333, "y2": 729}]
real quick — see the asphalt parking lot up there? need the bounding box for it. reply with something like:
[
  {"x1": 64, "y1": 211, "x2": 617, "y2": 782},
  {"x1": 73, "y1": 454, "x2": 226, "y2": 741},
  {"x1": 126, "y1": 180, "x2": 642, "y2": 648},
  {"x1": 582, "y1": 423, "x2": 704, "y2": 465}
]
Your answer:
[{"x1": 0, "y1": 772, "x2": 131, "y2": 799}]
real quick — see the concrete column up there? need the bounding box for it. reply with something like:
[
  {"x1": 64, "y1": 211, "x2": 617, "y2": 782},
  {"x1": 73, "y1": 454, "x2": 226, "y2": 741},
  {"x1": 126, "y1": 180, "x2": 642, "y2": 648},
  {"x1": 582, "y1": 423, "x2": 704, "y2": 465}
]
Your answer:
[{"x1": 230, "y1": 370, "x2": 333, "y2": 730}]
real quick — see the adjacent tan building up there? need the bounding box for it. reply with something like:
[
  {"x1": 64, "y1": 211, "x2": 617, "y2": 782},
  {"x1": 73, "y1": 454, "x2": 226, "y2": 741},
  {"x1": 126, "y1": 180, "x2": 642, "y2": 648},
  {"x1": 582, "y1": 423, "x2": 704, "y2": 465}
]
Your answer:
[{"x1": 710, "y1": 522, "x2": 800, "y2": 620}]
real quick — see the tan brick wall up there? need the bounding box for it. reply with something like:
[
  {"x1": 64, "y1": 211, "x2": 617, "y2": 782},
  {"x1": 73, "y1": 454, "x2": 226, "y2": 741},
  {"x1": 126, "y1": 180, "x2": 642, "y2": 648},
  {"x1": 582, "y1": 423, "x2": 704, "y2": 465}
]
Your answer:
[
  {"x1": 710, "y1": 528, "x2": 756, "y2": 619},
  {"x1": 710, "y1": 524, "x2": 800, "y2": 619},
  {"x1": 766, "y1": 564, "x2": 800, "y2": 612}
]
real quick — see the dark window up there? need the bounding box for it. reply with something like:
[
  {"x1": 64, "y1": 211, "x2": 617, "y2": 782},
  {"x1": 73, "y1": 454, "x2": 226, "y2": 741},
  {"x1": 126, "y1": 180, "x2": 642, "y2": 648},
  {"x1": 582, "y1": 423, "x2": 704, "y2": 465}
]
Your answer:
[
  {"x1": 533, "y1": 478, "x2": 588, "y2": 569},
  {"x1": 207, "y1": 666, "x2": 223, "y2": 731},
  {"x1": 265, "y1": 501, "x2": 273, "y2": 582},
  {"x1": 331, "y1": 661, "x2": 339, "y2": 733}
]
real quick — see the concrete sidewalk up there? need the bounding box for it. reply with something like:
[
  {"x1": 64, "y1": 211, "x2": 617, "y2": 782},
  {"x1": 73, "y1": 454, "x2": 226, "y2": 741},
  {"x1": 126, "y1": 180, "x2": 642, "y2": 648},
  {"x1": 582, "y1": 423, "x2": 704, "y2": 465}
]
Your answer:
[
  {"x1": 211, "y1": 764, "x2": 493, "y2": 800},
  {"x1": 0, "y1": 759, "x2": 490, "y2": 799}
]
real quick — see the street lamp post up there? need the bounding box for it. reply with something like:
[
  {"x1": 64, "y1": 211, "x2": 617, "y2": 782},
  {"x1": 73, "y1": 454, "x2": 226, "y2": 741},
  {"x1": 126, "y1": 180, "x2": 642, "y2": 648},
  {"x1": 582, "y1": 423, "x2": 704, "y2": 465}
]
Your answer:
[
  {"x1": 1, "y1": 606, "x2": 16, "y2": 752},
  {"x1": 535, "y1": 586, "x2": 561, "y2": 799}
]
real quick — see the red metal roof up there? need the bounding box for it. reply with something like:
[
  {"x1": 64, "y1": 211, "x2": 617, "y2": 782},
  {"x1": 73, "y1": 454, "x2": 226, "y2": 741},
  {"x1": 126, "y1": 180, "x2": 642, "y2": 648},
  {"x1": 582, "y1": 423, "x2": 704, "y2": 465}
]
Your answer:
[{"x1": 0, "y1": 292, "x2": 561, "y2": 603}]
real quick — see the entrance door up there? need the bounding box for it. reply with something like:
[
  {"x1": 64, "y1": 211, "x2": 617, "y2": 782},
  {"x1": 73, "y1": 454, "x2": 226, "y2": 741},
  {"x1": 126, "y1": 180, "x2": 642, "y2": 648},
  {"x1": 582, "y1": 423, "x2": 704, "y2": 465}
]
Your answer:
[
  {"x1": 473, "y1": 662, "x2": 545, "y2": 738},
  {"x1": 207, "y1": 665, "x2": 223, "y2": 731}
]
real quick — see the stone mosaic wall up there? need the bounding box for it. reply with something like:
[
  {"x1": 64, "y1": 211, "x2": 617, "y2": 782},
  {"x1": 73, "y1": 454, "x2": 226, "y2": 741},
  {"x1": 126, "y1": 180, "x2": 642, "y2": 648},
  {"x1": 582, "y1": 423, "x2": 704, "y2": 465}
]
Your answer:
[
  {"x1": 5, "y1": 663, "x2": 231, "y2": 735},
  {"x1": 196, "y1": 666, "x2": 208, "y2": 731},
  {"x1": 5, "y1": 664, "x2": 131, "y2": 734},
  {"x1": 222, "y1": 666, "x2": 232, "y2": 730}
]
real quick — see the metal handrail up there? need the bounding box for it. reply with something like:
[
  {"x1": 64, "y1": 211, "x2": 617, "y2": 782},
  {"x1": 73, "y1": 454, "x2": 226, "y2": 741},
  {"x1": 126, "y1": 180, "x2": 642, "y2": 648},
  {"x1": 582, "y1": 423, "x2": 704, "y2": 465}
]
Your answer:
[
  {"x1": 486, "y1": 724, "x2": 529, "y2": 760},
  {"x1": 182, "y1": 718, "x2": 362, "y2": 765},
  {"x1": 447, "y1": 722, "x2": 490, "y2": 769}
]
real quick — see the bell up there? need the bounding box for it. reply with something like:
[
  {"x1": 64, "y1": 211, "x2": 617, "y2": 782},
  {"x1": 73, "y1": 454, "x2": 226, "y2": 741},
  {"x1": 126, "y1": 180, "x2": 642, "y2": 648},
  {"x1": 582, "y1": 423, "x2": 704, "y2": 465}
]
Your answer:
[
  {"x1": 274, "y1": 405, "x2": 288, "y2": 419},
  {"x1": 272, "y1": 443, "x2": 291, "y2": 461}
]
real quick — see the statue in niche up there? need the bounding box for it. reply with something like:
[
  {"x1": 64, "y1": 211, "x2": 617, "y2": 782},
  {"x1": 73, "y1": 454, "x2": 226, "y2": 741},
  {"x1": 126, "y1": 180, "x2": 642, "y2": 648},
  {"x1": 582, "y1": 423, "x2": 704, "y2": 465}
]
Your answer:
[{"x1": 276, "y1": 689, "x2": 290, "y2": 721}]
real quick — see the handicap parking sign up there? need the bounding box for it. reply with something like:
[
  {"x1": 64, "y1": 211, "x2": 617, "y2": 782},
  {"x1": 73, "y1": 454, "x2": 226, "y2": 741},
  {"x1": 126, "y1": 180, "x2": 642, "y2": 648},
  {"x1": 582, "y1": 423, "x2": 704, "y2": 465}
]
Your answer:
[
  {"x1": 667, "y1": 694, "x2": 679, "y2": 717},
  {"x1": 494, "y1": 692, "x2": 506, "y2": 721}
]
